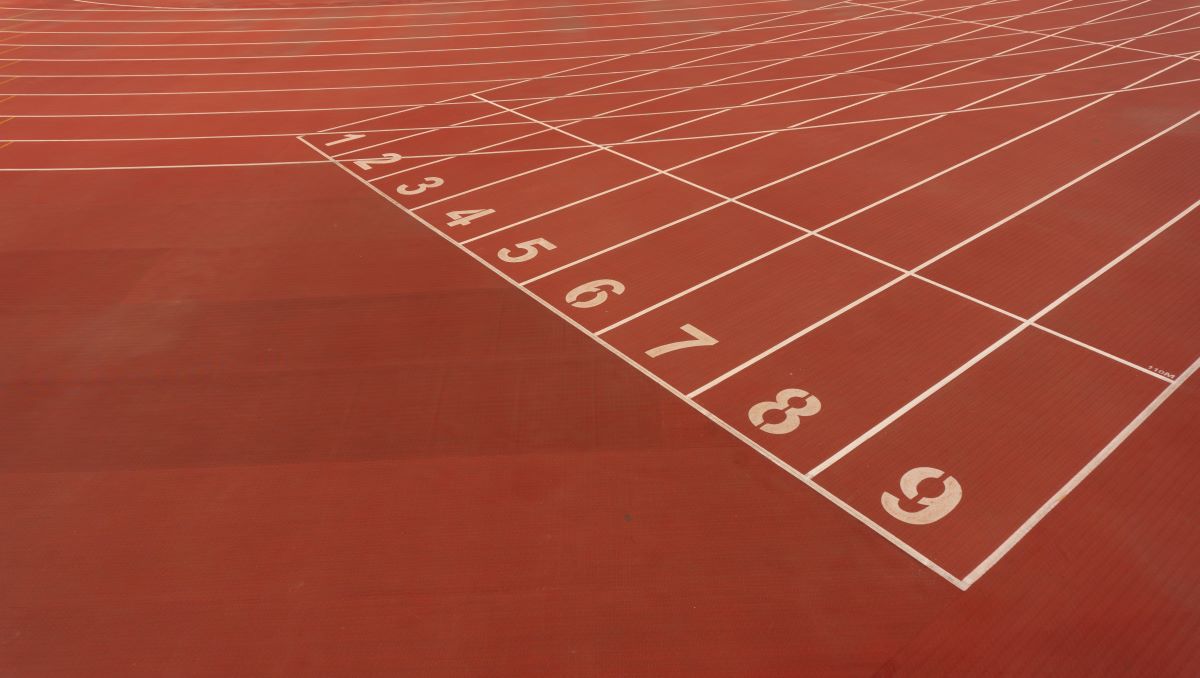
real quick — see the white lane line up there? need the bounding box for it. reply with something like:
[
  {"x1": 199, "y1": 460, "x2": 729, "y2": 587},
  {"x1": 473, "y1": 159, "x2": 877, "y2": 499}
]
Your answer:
[
  {"x1": 961, "y1": 351, "x2": 1200, "y2": 587},
  {"x1": 0, "y1": 50, "x2": 1179, "y2": 141},
  {"x1": 597, "y1": 18, "x2": 1196, "y2": 346},
  {"x1": 384, "y1": 0, "x2": 1010, "y2": 205},
  {"x1": 61, "y1": 0, "x2": 736, "y2": 14},
  {"x1": 62, "y1": 0, "x2": 676, "y2": 13},
  {"x1": 591, "y1": 3, "x2": 1141, "y2": 335},
  {"x1": 6, "y1": 0, "x2": 1183, "y2": 60},
  {"x1": 807, "y1": 188, "x2": 1200, "y2": 477},
  {"x1": 5, "y1": 1, "x2": 823, "y2": 27},
  {"x1": 331, "y1": 0, "x2": 863, "y2": 153},
  {"x1": 295, "y1": 131, "x2": 970, "y2": 592},
  {"x1": 455, "y1": 0, "x2": 1009, "y2": 243},
  {"x1": 2, "y1": 75, "x2": 1197, "y2": 172},
  {"x1": 351, "y1": 0, "x2": 916, "y2": 178},
  {"x1": 13, "y1": 0, "x2": 1189, "y2": 66},
  {"x1": 847, "y1": 0, "x2": 1196, "y2": 60},
  {"x1": 2, "y1": 7, "x2": 812, "y2": 36},
  {"x1": 340, "y1": 0, "x2": 863, "y2": 170},
  {"x1": 686, "y1": 50, "x2": 1198, "y2": 399},
  {"x1": 6, "y1": 76, "x2": 1196, "y2": 170},
  {"x1": 314, "y1": 0, "x2": 860, "y2": 140},
  {"x1": 3, "y1": 0, "x2": 1141, "y2": 73},
  {"x1": 0, "y1": 4, "x2": 962, "y2": 47}
]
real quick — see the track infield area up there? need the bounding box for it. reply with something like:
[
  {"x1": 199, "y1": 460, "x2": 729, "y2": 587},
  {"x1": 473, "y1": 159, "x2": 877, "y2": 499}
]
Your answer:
[{"x1": 2, "y1": 0, "x2": 1199, "y2": 675}]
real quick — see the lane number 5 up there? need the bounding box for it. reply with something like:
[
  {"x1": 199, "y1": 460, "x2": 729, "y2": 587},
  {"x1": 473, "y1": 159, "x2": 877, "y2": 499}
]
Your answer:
[{"x1": 498, "y1": 238, "x2": 556, "y2": 263}]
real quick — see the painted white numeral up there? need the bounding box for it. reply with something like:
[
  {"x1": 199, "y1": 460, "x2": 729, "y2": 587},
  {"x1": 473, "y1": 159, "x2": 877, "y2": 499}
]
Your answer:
[
  {"x1": 566, "y1": 279, "x2": 625, "y2": 309},
  {"x1": 396, "y1": 177, "x2": 444, "y2": 196},
  {"x1": 881, "y1": 467, "x2": 962, "y2": 525},
  {"x1": 747, "y1": 388, "x2": 821, "y2": 435},
  {"x1": 645, "y1": 323, "x2": 717, "y2": 358},
  {"x1": 498, "y1": 238, "x2": 555, "y2": 263},
  {"x1": 446, "y1": 209, "x2": 494, "y2": 228},
  {"x1": 352, "y1": 152, "x2": 403, "y2": 170},
  {"x1": 324, "y1": 133, "x2": 365, "y2": 147}
]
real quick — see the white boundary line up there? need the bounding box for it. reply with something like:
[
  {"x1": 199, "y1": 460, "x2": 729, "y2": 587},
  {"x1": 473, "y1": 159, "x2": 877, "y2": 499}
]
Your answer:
[
  {"x1": 592, "y1": 31, "x2": 1197, "y2": 343},
  {"x1": 346, "y1": 0, "x2": 924, "y2": 173},
  {"x1": 6, "y1": 0, "x2": 1188, "y2": 60},
  {"x1": 295, "y1": 131, "x2": 971, "y2": 591},
  {"x1": 451, "y1": 9, "x2": 1179, "y2": 383},
  {"x1": 807, "y1": 185, "x2": 1200, "y2": 476},
  {"x1": 59, "y1": 0, "x2": 677, "y2": 13},
  {"x1": 961, "y1": 351, "x2": 1200, "y2": 586},
  {"x1": 0, "y1": 51, "x2": 1183, "y2": 141},
  {"x1": 685, "y1": 58, "x2": 1198, "y2": 396},
  {"x1": 0, "y1": 0, "x2": 820, "y2": 27},
  {"x1": 3, "y1": 75, "x2": 1197, "y2": 170}
]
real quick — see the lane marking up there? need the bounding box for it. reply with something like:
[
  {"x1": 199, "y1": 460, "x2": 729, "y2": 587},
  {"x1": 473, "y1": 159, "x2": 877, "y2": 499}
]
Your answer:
[
  {"x1": 808, "y1": 188, "x2": 1200, "y2": 476},
  {"x1": 597, "y1": 15, "x2": 1197, "y2": 343},
  {"x1": 2, "y1": 72, "x2": 1190, "y2": 169},
  {"x1": 962, "y1": 352, "x2": 1200, "y2": 586},
  {"x1": 349, "y1": 0, "x2": 910, "y2": 176},
  {"x1": 295, "y1": 132, "x2": 970, "y2": 591},
  {"x1": 686, "y1": 52, "x2": 1199, "y2": 398}
]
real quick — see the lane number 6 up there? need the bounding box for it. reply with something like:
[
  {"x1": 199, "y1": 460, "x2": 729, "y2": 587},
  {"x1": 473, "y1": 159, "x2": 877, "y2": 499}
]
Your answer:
[{"x1": 566, "y1": 279, "x2": 625, "y2": 309}]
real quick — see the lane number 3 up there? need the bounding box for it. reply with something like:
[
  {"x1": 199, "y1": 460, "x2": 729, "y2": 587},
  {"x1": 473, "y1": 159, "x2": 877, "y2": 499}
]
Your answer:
[{"x1": 397, "y1": 177, "x2": 444, "y2": 195}]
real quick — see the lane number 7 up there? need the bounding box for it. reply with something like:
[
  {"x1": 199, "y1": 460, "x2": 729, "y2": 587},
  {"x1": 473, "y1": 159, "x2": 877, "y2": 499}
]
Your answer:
[{"x1": 645, "y1": 324, "x2": 717, "y2": 358}]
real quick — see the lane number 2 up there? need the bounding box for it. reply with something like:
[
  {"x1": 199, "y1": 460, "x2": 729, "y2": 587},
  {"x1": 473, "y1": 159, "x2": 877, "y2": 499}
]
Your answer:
[
  {"x1": 747, "y1": 388, "x2": 822, "y2": 435},
  {"x1": 397, "y1": 177, "x2": 444, "y2": 195},
  {"x1": 881, "y1": 467, "x2": 962, "y2": 525},
  {"x1": 352, "y1": 153, "x2": 403, "y2": 170},
  {"x1": 498, "y1": 238, "x2": 555, "y2": 263},
  {"x1": 645, "y1": 324, "x2": 717, "y2": 358},
  {"x1": 566, "y1": 279, "x2": 625, "y2": 309}
]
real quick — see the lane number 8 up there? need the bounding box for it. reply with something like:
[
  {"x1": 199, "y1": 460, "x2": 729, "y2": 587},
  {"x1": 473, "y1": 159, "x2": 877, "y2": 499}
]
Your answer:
[{"x1": 747, "y1": 388, "x2": 822, "y2": 435}]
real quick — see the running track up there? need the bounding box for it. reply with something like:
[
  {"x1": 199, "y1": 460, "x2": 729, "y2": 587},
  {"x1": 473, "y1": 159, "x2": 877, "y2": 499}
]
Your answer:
[{"x1": 1, "y1": 0, "x2": 1198, "y2": 674}]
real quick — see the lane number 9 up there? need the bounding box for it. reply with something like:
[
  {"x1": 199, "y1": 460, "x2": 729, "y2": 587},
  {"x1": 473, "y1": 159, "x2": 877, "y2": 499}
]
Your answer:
[{"x1": 881, "y1": 467, "x2": 962, "y2": 525}]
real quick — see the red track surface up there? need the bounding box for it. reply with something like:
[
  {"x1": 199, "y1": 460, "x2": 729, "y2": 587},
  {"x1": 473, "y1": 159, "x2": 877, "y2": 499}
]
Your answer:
[{"x1": 2, "y1": 0, "x2": 1198, "y2": 674}]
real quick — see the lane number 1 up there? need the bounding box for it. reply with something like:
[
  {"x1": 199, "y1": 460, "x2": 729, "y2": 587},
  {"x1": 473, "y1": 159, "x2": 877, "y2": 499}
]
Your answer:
[{"x1": 323, "y1": 133, "x2": 365, "y2": 147}]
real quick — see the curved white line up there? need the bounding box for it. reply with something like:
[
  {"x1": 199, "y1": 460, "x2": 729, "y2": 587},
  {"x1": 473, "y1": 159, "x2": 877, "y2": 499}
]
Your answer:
[
  {"x1": 1, "y1": 0, "x2": 797, "y2": 28},
  {"x1": 1, "y1": 27, "x2": 1188, "y2": 112},
  {"x1": 0, "y1": 50, "x2": 1170, "y2": 106},
  {"x1": 65, "y1": 0, "x2": 660, "y2": 12},
  {"x1": 0, "y1": 77, "x2": 1196, "y2": 169}
]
